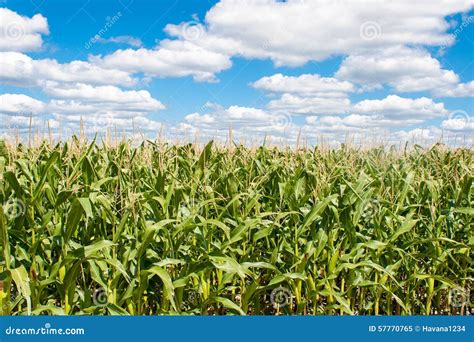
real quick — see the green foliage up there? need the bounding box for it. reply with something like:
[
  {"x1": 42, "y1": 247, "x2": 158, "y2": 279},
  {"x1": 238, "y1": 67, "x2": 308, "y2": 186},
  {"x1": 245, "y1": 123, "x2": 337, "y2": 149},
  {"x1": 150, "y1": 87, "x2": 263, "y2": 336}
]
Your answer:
[{"x1": 0, "y1": 140, "x2": 472, "y2": 315}]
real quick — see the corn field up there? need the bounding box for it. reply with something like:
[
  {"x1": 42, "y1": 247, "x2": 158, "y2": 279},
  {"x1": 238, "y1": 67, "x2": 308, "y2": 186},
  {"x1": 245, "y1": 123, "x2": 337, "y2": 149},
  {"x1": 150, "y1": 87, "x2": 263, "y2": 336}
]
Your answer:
[{"x1": 0, "y1": 139, "x2": 472, "y2": 315}]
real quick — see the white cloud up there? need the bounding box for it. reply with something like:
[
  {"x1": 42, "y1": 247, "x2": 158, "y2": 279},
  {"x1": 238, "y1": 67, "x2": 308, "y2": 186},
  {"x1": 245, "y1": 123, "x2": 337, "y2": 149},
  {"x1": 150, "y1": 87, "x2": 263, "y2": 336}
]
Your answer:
[
  {"x1": 267, "y1": 94, "x2": 351, "y2": 115},
  {"x1": 91, "y1": 40, "x2": 232, "y2": 82},
  {"x1": 441, "y1": 117, "x2": 474, "y2": 131},
  {"x1": 305, "y1": 114, "x2": 422, "y2": 133},
  {"x1": 0, "y1": 43, "x2": 165, "y2": 137},
  {"x1": 176, "y1": 103, "x2": 430, "y2": 146},
  {"x1": 47, "y1": 100, "x2": 162, "y2": 120},
  {"x1": 252, "y1": 73, "x2": 354, "y2": 97},
  {"x1": 252, "y1": 75, "x2": 450, "y2": 119},
  {"x1": 42, "y1": 82, "x2": 165, "y2": 112},
  {"x1": 0, "y1": 51, "x2": 165, "y2": 134},
  {"x1": 203, "y1": 0, "x2": 473, "y2": 66},
  {"x1": 177, "y1": 95, "x2": 451, "y2": 145},
  {"x1": 186, "y1": 105, "x2": 272, "y2": 128},
  {"x1": 388, "y1": 127, "x2": 445, "y2": 145},
  {"x1": 352, "y1": 95, "x2": 448, "y2": 120},
  {"x1": 0, "y1": 52, "x2": 136, "y2": 87},
  {"x1": 179, "y1": 93, "x2": 450, "y2": 144},
  {"x1": 91, "y1": 0, "x2": 474, "y2": 83},
  {"x1": 98, "y1": 35, "x2": 143, "y2": 48},
  {"x1": 336, "y1": 46, "x2": 458, "y2": 90},
  {"x1": 181, "y1": 104, "x2": 299, "y2": 142},
  {"x1": 335, "y1": 46, "x2": 473, "y2": 96},
  {"x1": 0, "y1": 114, "x2": 37, "y2": 130},
  {"x1": 0, "y1": 93, "x2": 45, "y2": 115},
  {"x1": 435, "y1": 81, "x2": 474, "y2": 97},
  {"x1": 0, "y1": 93, "x2": 46, "y2": 133},
  {"x1": 87, "y1": 0, "x2": 474, "y2": 86},
  {"x1": 253, "y1": 73, "x2": 353, "y2": 115},
  {"x1": 1, "y1": 4, "x2": 472, "y2": 147},
  {"x1": 306, "y1": 115, "x2": 372, "y2": 132},
  {"x1": 0, "y1": 8, "x2": 49, "y2": 52},
  {"x1": 0, "y1": 90, "x2": 165, "y2": 136},
  {"x1": 47, "y1": 113, "x2": 164, "y2": 136},
  {"x1": 302, "y1": 123, "x2": 449, "y2": 148}
]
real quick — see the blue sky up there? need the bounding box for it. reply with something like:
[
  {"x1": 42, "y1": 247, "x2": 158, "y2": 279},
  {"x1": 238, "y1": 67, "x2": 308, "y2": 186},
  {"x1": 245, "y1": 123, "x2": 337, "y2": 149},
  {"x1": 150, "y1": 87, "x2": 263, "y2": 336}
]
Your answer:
[{"x1": 0, "y1": 0, "x2": 473, "y2": 146}]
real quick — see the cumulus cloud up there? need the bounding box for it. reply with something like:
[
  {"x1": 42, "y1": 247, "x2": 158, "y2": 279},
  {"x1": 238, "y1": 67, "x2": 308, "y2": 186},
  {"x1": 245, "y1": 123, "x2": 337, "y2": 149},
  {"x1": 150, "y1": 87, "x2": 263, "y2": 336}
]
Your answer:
[
  {"x1": 0, "y1": 51, "x2": 165, "y2": 135},
  {"x1": 0, "y1": 93, "x2": 46, "y2": 115},
  {"x1": 185, "y1": 104, "x2": 276, "y2": 129},
  {"x1": 47, "y1": 113, "x2": 164, "y2": 137},
  {"x1": 176, "y1": 96, "x2": 452, "y2": 146},
  {"x1": 441, "y1": 116, "x2": 474, "y2": 132},
  {"x1": 0, "y1": 6, "x2": 165, "y2": 139},
  {"x1": 253, "y1": 73, "x2": 354, "y2": 97},
  {"x1": 434, "y1": 81, "x2": 474, "y2": 97},
  {"x1": 252, "y1": 73, "x2": 354, "y2": 115},
  {"x1": 175, "y1": 91, "x2": 452, "y2": 146},
  {"x1": 90, "y1": 40, "x2": 232, "y2": 82},
  {"x1": 0, "y1": 52, "x2": 136, "y2": 87},
  {"x1": 336, "y1": 46, "x2": 472, "y2": 96},
  {"x1": 0, "y1": 90, "x2": 164, "y2": 119},
  {"x1": 252, "y1": 75, "x2": 449, "y2": 119},
  {"x1": 180, "y1": 104, "x2": 298, "y2": 142},
  {"x1": 0, "y1": 8, "x2": 49, "y2": 52},
  {"x1": 90, "y1": 1, "x2": 474, "y2": 83},
  {"x1": 0, "y1": 93, "x2": 47, "y2": 132},
  {"x1": 305, "y1": 114, "x2": 422, "y2": 133},
  {"x1": 0, "y1": 91, "x2": 165, "y2": 136},
  {"x1": 98, "y1": 35, "x2": 143, "y2": 48},
  {"x1": 2, "y1": 3, "x2": 473, "y2": 146},
  {"x1": 42, "y1": 82, "x2": 165, "y2": 112},
  {"x1": 203, "y1": 0, "x2": 473, "y2": 66},
  {"x1": 388, "y1": 127, "x2": 445, "y2": 145},
  {"x1": 352, "y1": 95, "x2": 448, "y2": 121},
  {"x1": 0, "y1": 51, "x2": 164, "y2": 136},
  {"x1": 267, "y1": 94, "x2": 351, "y2": 116}
]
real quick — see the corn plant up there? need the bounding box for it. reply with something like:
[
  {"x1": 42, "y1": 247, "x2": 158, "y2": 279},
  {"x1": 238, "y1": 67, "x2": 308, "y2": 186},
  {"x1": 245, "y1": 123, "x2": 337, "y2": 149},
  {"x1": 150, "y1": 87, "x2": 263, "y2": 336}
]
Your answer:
[{"x1": 0, "y1": 139, "x2": 472, "y2": 315}]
